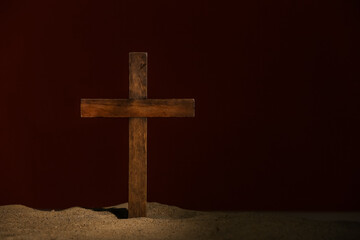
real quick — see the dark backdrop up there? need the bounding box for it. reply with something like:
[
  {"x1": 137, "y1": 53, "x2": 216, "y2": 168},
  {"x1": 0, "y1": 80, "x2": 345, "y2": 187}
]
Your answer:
[{"x1": 0, "y1": 0, "x2": 359, "y2": 211}]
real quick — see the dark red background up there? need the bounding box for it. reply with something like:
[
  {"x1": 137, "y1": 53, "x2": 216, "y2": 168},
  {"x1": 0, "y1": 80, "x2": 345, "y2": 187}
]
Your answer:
[{"x1": 0, "y1": 0, "x2": 359, "y2": 210}]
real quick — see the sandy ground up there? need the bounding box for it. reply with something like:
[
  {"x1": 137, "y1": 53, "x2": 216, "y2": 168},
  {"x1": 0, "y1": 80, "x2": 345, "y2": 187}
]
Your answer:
[{"x1": 1, "y1": 202, "x2": 360, "y2": 240}]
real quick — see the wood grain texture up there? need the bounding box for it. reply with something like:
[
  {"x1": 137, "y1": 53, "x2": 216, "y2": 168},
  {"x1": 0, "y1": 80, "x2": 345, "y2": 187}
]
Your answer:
[
  {"x1": 80, "y1": 99, "x2": 195, "y2": 118},
  {"x1": 129, "y1": 52, "x2": 147, "y2": 99},
  {"x1": 128, "y1": 117, "x2": 147, "y2": 218},
  {"x1": 128, "y1": 52, "x2": 147, "y2": 218}
]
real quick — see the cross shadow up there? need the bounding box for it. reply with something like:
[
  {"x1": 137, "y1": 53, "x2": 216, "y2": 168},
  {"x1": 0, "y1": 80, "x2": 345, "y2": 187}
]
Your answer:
[{"x1": 89, "y1": 207, "x2": 128, "y2": 219}]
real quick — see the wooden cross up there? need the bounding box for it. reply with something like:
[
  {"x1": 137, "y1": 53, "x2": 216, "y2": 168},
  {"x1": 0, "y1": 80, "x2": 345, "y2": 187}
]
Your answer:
[{"x1": 80, "y1": 52, "x2": 195, "y2": 218}]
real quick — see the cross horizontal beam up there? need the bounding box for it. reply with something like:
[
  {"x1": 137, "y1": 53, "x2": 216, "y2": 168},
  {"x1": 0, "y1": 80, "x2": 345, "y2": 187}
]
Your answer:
[{"x1": 81, "y1": 99, "x2": 195, "y2": 118}]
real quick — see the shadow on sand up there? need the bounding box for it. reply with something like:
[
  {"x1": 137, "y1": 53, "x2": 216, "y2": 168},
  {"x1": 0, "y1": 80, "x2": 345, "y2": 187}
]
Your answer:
[{"x1": 88, "y1": 207, "x2": 128, "y2": 219}]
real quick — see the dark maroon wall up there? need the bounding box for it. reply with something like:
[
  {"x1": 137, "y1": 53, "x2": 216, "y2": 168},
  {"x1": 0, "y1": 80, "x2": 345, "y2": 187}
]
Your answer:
[{"x1": 0, "y1": 0, "x2": 359, "y2": 210}]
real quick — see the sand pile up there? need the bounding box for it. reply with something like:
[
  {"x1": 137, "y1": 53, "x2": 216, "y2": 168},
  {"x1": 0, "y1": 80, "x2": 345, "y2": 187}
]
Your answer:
[{"x1": 1, "y1": 202, "x2": 360, "y2": 240}]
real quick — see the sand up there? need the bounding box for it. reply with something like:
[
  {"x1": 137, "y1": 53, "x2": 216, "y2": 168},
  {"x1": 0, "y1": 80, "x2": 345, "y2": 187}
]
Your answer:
[{"x1": 1, "y1": 202, "x2": 360, "y2": 240}]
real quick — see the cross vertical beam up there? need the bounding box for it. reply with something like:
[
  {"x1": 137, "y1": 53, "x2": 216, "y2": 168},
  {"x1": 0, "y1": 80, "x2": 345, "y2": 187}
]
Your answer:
[{"x1": 128, "y1": 52, "x2": 147, "y2": 218}]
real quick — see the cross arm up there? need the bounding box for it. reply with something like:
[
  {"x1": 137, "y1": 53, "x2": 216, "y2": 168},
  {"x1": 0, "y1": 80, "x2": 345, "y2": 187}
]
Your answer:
[{"x1": 81, "y1": 99, "x2": 195, "y2": 118}]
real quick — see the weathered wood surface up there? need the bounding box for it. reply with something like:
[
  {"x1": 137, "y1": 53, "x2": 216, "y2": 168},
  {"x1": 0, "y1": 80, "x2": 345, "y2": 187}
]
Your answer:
[
  {"x1": 128, "y1": 52, "x2": 147, "y2": 218},
  {"x1": 81, "y1": 99, "x2": 195, "y2": 118},
  {"x1": 129, "y1": 52, "x2": 147, "y2": 99},
  {"x1": 129, "y1": 117, "x2": 147, "y2": 218}
]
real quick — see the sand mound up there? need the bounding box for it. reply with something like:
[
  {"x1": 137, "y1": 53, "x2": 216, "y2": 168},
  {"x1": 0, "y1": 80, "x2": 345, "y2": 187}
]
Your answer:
[
  {"x1": 147, "y1": 202, "x2": 201, "y2": 219},
  {"x1": 1, "y1": 202, "x2": 360, "y2": 240}
]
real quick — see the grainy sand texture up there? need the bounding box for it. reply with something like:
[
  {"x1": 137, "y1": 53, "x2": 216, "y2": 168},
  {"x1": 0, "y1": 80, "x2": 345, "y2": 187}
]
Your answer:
[{"x1": 1, "y1": 202, "x2": 360, "y2": 240}]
